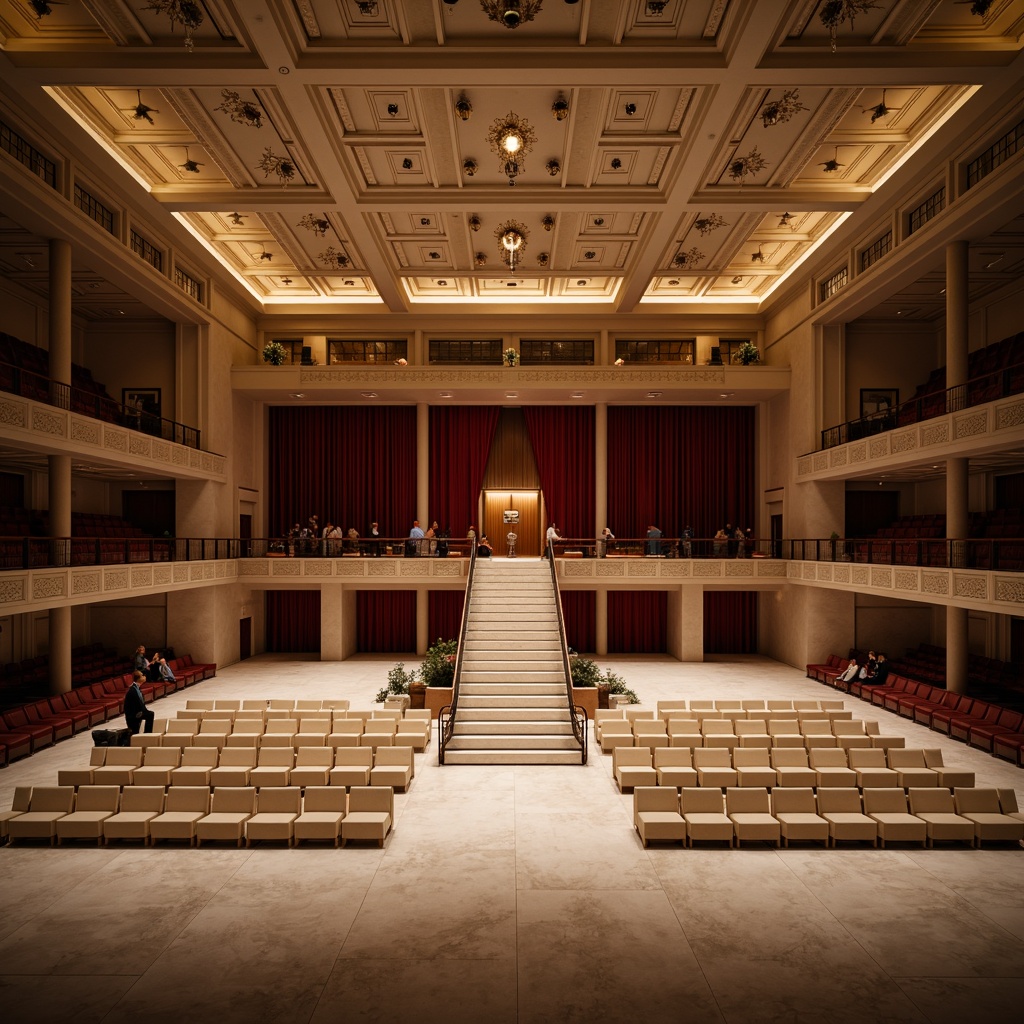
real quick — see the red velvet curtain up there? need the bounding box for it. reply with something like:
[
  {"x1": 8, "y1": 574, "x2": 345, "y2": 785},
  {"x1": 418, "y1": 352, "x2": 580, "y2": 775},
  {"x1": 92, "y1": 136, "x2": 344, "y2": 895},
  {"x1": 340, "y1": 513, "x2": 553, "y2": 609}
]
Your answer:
[
  {"x1": 429, "y1": 407, "x2": 500, "y2": 535},
  {"x1": 608, "y1": 592, "x2": 667, "y2": 653},
  {"x1": 268, "y1": 406, "x2": 417, "y2": 540},
  {"x1": 522, "y1": 406, "x2": 595, "y2": 540},
  {"x1": 704, "y1": 592, "x2": 758, "y2": 653},
  {"x1": 561, "y1": 591, "x2": 595, "y2": 654},
  {"x1": 265, "y1": 591, "x2": 321, "y2": 653},
  {"x1": 357, "y1": 591, "x2": 416, "y2": 652},
  {"x1": 429, "y1": 590, "x2": 465, "y2": 644}
]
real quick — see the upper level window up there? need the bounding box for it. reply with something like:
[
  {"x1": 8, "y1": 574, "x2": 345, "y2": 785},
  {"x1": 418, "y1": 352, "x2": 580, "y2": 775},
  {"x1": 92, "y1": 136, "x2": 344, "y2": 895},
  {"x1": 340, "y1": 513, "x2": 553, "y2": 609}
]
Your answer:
[
  {"x1": 429, "y1": 339, "x2": 502, "y2": 364},
  {"x1": 615, "y1": 339, "x2": 694, "y2": 365},
  {"x1": 818, "y1": 267, "x2": 848, "y2": 302},
  {"x1": 907, "y1": 187, "x2": 945, "y2": 236},
  {"x1": 966, "y1": 117, "x2": 1023, "y2": 189},
  {"x1": 74, "y1": 183, "x2": 115, "y2": 235},
  {"x1": 329, "y1": 340, "x2": 407, "y2": 364},
  {"x1": 0, "y1": 119, "x2": 56, "y2": 189},
  {"x1": 130, "y1": 229, "x2": 163, "y2": 272},
  {"x1": 174, "y1": 267, "x2": 203, "y2": 303},
  {"x1": 860, "y1": 231, "x2": 892, "y2": 272},
  {"x1": 719, "y1": 339, "x2": 753, "y2": 365},
  {"x1": 519, "y1": 340, "x2": 594, "y2": 365}
]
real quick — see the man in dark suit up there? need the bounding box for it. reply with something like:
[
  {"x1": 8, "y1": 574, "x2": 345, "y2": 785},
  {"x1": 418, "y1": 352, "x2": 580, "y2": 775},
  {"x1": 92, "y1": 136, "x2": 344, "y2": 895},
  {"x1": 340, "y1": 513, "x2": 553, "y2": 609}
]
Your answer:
[{"x1": 124, "y1": 674, "x2": 155, "y2": 734}]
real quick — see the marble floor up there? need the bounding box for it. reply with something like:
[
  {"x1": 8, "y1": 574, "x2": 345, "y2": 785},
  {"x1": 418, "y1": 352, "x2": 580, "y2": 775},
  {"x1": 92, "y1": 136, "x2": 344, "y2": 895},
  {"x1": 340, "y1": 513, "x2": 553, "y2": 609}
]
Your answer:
[{"x1": 1, "y1": 652, "x2": 1023, "y2": 1024}]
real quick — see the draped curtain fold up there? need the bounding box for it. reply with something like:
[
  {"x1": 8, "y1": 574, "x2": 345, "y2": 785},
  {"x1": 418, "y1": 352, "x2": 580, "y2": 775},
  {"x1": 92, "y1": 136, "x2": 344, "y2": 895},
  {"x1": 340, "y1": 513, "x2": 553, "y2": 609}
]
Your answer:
[
  {"x1": 561, "y1": 591, "x2": 595, "y2": 654},
  {"x1": 357, "y1": 591, "x2": 416, "y2": 653},
  {"x1": 429, "y1": 590, "x2": 465, "y2": 644},
  {"x1": 429, "y1": 406, "x2": 500, "y2": 535},
  {"x1": 704, "y1": 592, "x2": 758, "y2": 653},
  {"x1": 266, "y1": 591, "x2": 321, "y2": 653},
  {"x1": 608, "y1": 591, "x2": 667, "y2": 653},
  {"x1": 268, "y1": 406, "x2": 417, "y2": 539},
  {"x1": 522, "y1": 406, "x2": 595, "y2": 539}
]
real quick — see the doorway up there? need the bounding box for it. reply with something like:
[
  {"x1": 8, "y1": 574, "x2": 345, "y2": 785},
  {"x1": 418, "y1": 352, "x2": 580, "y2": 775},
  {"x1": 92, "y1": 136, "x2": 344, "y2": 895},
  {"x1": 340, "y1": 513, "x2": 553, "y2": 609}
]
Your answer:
[
  {"x1": 239, "y1": 616, "x2": 252, "y2": 661},
  {"x1": 483, "y1": 490, "x2": 540, "y2": 557}
]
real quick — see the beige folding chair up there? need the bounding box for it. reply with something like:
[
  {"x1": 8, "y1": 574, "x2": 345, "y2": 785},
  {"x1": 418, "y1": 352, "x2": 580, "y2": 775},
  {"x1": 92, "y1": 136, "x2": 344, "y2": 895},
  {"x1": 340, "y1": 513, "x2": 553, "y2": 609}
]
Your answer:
[
  {"x1": 214, "y1": 700, "x2": 241, "y2": 711},
  {"x1": 922, "y1": 749, "x2": 974, "y2": 789},
  {"x1": 245, "y1": 787, "x2": 301, "y2": 847},
  {"x1": 653, "y1": 747, "x2": 697, "y2": 788},
  {"x1": 734, "y1": 719, "x2": 771, "y2": 748},
  {"x1": 809, "y1": 747, "x2": 857, "y2": 788},
  {"x1": 656, "y1": 700, "x2": 688, "y2": 721},
  {"x1": 8, "y1": 786, "x2": 77, "y2": 845},
  {"x1": 732, "y1": 748, "x2": 775, "y2": 788},
  {"x1": 612, "y1": 747, "x2": 657, "y2": 791},
  {"x1": 295, "y1": 699, "x2": 324, "y2": 711},
  {"x1": 831, "y1": 720, "x2": 872, "y2": 749},
  {"x1": 599, "y1": 719, "x2": 635, "y2": 753},
  {"x1": 132, "y1": 746, "x2": 182, "y2": 787},
  {"x1": 92, "y1": 747, "x2": 144, "y2": 786},
  {"x1": 290, "y1": 746, "x2": 334, "y2": 788},
  {"x1": 150, "y1": 786, "x2": 210, "y2": 846},
  {"x1": 726, "y1": 787, "x2": 780, "y2": 847},
  {"x1": 633, "y1": 787, "x2": 685, "y2": 847},
  {"x1": 249, "y1": 747, "x2": 294, "y2": 787},
  {"x1": 862, "y1": 788, "x2": 927, "y2": 848},
  {"x1": 632, "y1": 719, "x2": 669, "y2": 750},
  {"x1": 772, "y1": 788, "x2": 828, "y2": 847},
  {"x1": 886, "y1": 748, "x2": 939, "y2": 788},
  {"x1": 361, "y1": 719, "x2": 398, "y2": 749},
  {"x1": 816, "y1": 788, "x2": 877, "y2": 848},
  {"x1": 330, "y1": 747, "x2": 374, "y2": 788},
  {"x1": 58, "y1": 747, "x2": 107, "y2": 788},
  {"x1": 103, "y1": 787, "x2": 166, "y2": 845},
  {"x1": 800, "y1": 719, "x2": 837, "y2": 749},
  {"x1": 328, "y1": 719, "x2": 366, "y2": 749},
  {"x1": 701, "y1": 719, "x2": 739, "y2": 749},
  {"x1": 370, "y1": 746, "x2": 415, "y2": 790},
  {"x1": 996, "y1": 790, "x2": 1024, "y2": 824},
  {"x1": 169, "y1": 746, "x2": 219, "y2": 786},
  {"x1": 196, "y1": 787, "x2": 256, "y2": 847},
  {"x1": 667, "y1": 719, "x2": 702, "y2": 749},
  {"x1": 394, "y1": 719, "x2": 431, "y2": 752},
  {"x1": 767, "y1": 720, "x2": 803, "y2": 747},
  {"x1": 907, "y1": 788, "x2": 974, "y2": 846},
  {"x1": 294, "y1": 787, "x2": 347, "y2": 847},
  {"x1": 953, "y1": 788, "x2": 1024, "y2": 847},
  {"x1": 770, "y1": 748, "x2": 816, "y2": 787},
  {"x1": 0, "y1": 786, "x2": 33, "y2": 842},
  {"x1": 226, "y1": 718, "x2": 265, "y2": 747},
  {"x1": 341, "y1": 786, "x2": 393, "y2": 847},
  {"x1": 679, "y1": 787, "x2": 732, "y2": 847},
  {"x1": 55, "y1": 786, "x2": 120, "y2": 845},
  {"x1": 209, "y1": 747, "x2": 258, "y2": 787},
  {"x1": 848, "y1": 747, "x2": 900, "y2": 788}
]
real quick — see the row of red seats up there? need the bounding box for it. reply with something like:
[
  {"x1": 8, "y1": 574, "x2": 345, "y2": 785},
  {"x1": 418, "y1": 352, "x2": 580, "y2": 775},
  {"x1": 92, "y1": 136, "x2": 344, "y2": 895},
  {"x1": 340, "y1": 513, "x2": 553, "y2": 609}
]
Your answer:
[{"x1": 0, "y1": 655, "x2": 216, "y2": 767}]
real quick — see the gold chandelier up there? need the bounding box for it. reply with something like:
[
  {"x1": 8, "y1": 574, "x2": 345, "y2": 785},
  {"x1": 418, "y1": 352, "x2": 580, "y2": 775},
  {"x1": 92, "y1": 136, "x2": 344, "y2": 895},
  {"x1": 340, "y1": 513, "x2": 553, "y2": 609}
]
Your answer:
[
  {"x1": 495, "y1": 220, "x2": 528, "y2": 274},
  {"x1": 487, "y1": 111, "x2": 537, "y2": 186},
  {"x1": 479, "y1": 1, "x2": 544, "y2": 29}
]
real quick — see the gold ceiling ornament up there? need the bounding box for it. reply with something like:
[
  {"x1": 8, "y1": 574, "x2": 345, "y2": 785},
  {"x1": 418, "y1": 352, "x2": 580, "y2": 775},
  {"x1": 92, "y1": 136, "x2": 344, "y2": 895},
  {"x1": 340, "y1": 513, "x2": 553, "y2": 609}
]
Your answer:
[
  {"x1": 256, "y1": 147, "x2": 295, "y2": 184},
  {"x1": 29, "y1": 2, "x2": 63, "y2": 17},
  {"x1": 760, "y1": 89, "x2": 807, "y2": 127},
  {"x1": 864, "y1": 89, "x2": 890, "y2": 123},
  {"x1": 495, "y1": 220, "x2": 528, "y2": 273},
  {"x1": 455, "y1": 95, "x2": 473, "y2": 121},
  {"x1": 694, "y1": 213, "x2": 727, "y2": 236},
  {"x1": 487, "y1": 110, "x2": 537, "y2": 186},
  {"x1": 820, "y1": 146, "x2": 845, "y2": 173},
  {"x1": 750, "y1": 244, "x2": 766, "y2": 263},
  {"x1": 672, "y1": 247, "x2": 704, "y2": 269},
  {"x1": 318, "y1": 246, "x2": 350, "y2": 269},
  {"x1": 215, "y1": 89, "x2": 264, "y2": 129},
  {"x1": 728, "y1": 147, "x2": 768, "y2": 183},
  {"x1": 179, "y1": 148, "x2": 202, "y2": 173},
  {"x1": 299, "y1": 214, "x2": 330, "y2": 237},
  {"x1": 131, "y1": 89, "x2": 158, "y2": 124},
  {"x1": 818, "y1": 1, "x2": 879, "y2": 53},
  {"x1": 551, "y1": 96, "x2": 569, "y2": 121},
  {"x1": 143, "y1": 1, "x2": 204, "y2": 52},
  {"x1": 479, "y1": 1, "x2": 544, "y2": 30}
]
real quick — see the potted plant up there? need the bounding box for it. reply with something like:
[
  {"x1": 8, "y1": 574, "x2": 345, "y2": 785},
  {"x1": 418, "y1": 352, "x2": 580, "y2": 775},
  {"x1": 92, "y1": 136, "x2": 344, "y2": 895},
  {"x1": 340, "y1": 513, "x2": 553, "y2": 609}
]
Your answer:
[
  {"x1": 503, "y1": 347, "x2": 519, "y2": 367},
  {"x1": 421, "y1": 637, "x2": 457, "y2": 688},
  {"x1": 374, "y1": 662, "x2": 419, "y2": 704},
  {"x1": 736, "y1": 341, "x2": 760, "y2": 365},
  {"x1": 263, "y1": 340, "x2": 287, "y2": 365}
]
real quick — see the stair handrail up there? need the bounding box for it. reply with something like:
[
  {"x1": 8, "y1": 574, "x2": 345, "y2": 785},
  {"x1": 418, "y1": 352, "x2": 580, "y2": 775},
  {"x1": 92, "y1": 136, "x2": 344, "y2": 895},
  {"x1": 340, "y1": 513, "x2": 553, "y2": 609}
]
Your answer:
[
  {"x1": 438, "y1": 538, "x2": 477, "y2": 764},
  {"x1": 545, "y1": 538, "x2": 588, "y2": 764}
]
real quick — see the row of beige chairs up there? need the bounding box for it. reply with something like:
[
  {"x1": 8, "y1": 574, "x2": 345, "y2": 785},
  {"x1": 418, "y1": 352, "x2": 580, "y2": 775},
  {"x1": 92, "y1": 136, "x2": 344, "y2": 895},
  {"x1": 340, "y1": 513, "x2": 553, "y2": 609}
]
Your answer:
[
  {"x1": 598, "y1": 717, "x2": 901, "y2": 754},
  {"x1": 633, "y1": 786, "x2": 1024, "y2": 849},
  {"x1": 175, "y1": 706, "x2": 415, "y2": 723},
  {"x1": 612, "y1": 746, "x2": 973, "y2": 792},
  {"x1": 654, "y1": 699, "x2": 847, "y2": 716},
  {"x1": 2, "y1": 785, "x2": 392, "y2": 848},
  {"x1": 186, "y1": 699, "x2": 352, "y2": 712},
  {"x1": 133, "y1": 715, "x2": 431, "y2": 752},
  {"x1": 58, "y1": 744, "x2": 415, "y2": 791}
]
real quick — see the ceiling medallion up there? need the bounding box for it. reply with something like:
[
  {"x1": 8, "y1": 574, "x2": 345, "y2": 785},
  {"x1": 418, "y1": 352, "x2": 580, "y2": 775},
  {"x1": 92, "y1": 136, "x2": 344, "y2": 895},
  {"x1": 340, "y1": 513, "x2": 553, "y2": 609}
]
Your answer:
[
  {"x1": 694, "y1": 213, "x2": 727, "y2": 236},
  {"x1": 299, "y1": 214, "x2": 330, "y2": 237},
  {"x1": 864, "y1": 89, "x2": 890, "y2": 122},
  {"x1": 751, "y1": 244, "x2": 766, "y2": 263},
  {"x1": 256, "y1": 147, "x2": 295, "y2": 184},
  {"x1": 672, "y1": 247, "x2": 704, "y2": 269},
  {"x1": 131, "y1": 90, "x2": 158, "y2": 124},
  {"x1": 818, "y1": 1, "x2": 879, "y2": 53},
  {"x1": 760, "y1": 89, "x2": 807, "y2": 127},
  {"x1": 487, "y1": 111, "x2": 537, "y2": 186},
  {"x1": 143, "y1": 1, "x2": 204, "y2": 52},
  {"x1": 479, "y1": 1, "x2": 544, "y2": 30},
  {"x1": 820, "y1": 146, "x2": 845, "y2": 173},
  {"x1": 215, "y1": 89, "x2": 264, "y2": 129},
  {"x1": 551, "y1": 96, "x2": 569, "y2": 121},
  {"x1": 455, "y1": 95, "x2": 473, "y2": 121},
  {"x1": 728, "y1": 147, "x2": 768, "y2": 184},
  {"x1": 318, "y1": 246, "x2": 350, "y2": 269},
  {"x1": 179, "y1": 148, "x2": 202, "y2": 173},
  {"x1": 495, "y1": 220, "x2": 528, "y2": 273}
]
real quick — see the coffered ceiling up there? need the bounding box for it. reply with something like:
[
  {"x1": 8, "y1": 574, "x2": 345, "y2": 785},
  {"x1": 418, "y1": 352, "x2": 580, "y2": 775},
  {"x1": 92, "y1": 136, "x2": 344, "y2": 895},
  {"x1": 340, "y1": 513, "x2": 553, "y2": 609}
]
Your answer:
[{"x1": 0, "y1": 0, "x2": 1022, "y2": 318}]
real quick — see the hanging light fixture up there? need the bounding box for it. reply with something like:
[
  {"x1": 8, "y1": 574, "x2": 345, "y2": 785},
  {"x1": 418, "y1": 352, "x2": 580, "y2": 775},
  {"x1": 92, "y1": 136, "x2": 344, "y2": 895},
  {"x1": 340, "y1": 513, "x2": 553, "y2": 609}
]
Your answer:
[
  {"x1": 29, "y1": 1, "x2": 62, "y2": 17},
  {"x1": 130, "y1": 90, "x2": 159, "y2": 124},
  {"x1": 228, "y1": 212, "x2": 246, "y2": 226},
  {"x1": 551, "y1": 96, "x2": 569, "y2": 121},
  {"x1": 818, "y1": 1, "x2": 879, "y2": 53},
  {"x1": 495, "y1": 220, "x2": 528, "y2": 273},
  {"x1": 299, "y1": 214, "x2": 330, "y2": 237},
  {"x1": 694, "y1": 213, "x2": 727, "y2": 236},
  {"x1": 820, "y1": 147, "x2": 845, "y2": 173},
  {"x1": 760, "y1": 89, "x2": 807, "y2": 127},
  {"x1": 487, "y1": 111, "x2": 537, "y2": 186},
  {"x1": 179, "y1": 148, "x2": 202, "y2": 173},
  {"x1": 454, "y1": 95, "x2": 473, "y2": 121},
  {"x1": 479, "y1": 1, "x2": 543, "y2": 30},
  {"x1": 256, "y1": 147, "x2": 296, "y2": 183},
  {"x1": 778, "y1": 212, "x2": 793, "y2": 228},
  {"x1": 672, "y1": 247, "x2": 704, "y2": 269},
  {"x1": 143, "y1": 1, "x2": 204, "y2": 52},
  {"x1": 751, "y1": 244, "x2": 766, "y2": 263},
  {"x1": 318, "y1": 246, "x2": 350, "y2": 269},
  {"x1": 215, "y1": 89, "x2": 264, "y2": 129},
  {"x1": 864, "y1": 89, "x2": 890, "y2": 123}
]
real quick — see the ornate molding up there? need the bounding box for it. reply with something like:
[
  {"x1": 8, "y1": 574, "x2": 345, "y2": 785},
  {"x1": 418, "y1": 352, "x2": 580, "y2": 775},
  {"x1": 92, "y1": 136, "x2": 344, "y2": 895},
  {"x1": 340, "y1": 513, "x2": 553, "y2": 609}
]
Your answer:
[
  {"x1": 955, "y1": 412, "x2": 988, "y2": 438},
  {"x1": 954, "y1": 574, "x2": 987, "y2": 600},
  {"x1": 868, "y1": 436, "x2": 889, "y2": 460},
  {"x1": 661, "y1": 561, "x2": 692, "y2": 577},
  {"x1": 72, "y1": 572, "x2": 101, "y2": 595},
  {"x1": 816, "y1": 565, "x2": 832, "y2": 581},
  {"x1": 994, "y1": 578, "x2": 1024, "y2": 604},
  {"x1": 71, "y1": 419, "x2": 102, "y2": 445},
  {"x1": 693, "y1": 561, "x2": 723, "y2": 577},
  {"x1": 31, "y1": 407, "x2": 65, "y2": 436},
  {"x1": 0, "y1": 578, "x2": 24, "y2": 602},
  {"x1": 894, "y1": 570, "x2": 917, "y2": 591},
  {"x1": 890, "y1": 431, "x2": 917, "y2": 454},
  {"x1": 851, "y1": 566, "x2": 870, "y2": 586},
  {"x1": 104, "y1": 568, "x2": 129, "y2": 591},
  {"x1": 303, "y1": 561, "x2": 334, "y2": 576},
  {"x1": 131, "y1": 567, "x2": 153, "y2": 589},
  {"x1": 725, "y1": 562, "x2": 754, "y2": 577},
  {"x1": 0, "y1": 398, "x2": 27, "y2": 428},
  {"x1": 755, "y1": 561, "x2": 787, "y2": 577},
  {"x1": 920, "y1": 573, "x2": 949, "y2": 595},
  {"x1": 626, "y1": 561, "x2": 659, "y2": 577},
  {"x1": 996, "y1": 400, "x2": 1024, "y2": 430},
  {"x1": 595, "y1": 561, "x2": 625, "y2": 576},
  {"x1": 32, "y1": 575, "x2": 65, "y2": 599},
  {"x1": 832, "y1": 564, "x2": 850, "y2": 583},
  {"x1": 921, "y1": 422, "x2": 949, "y2": 447}
]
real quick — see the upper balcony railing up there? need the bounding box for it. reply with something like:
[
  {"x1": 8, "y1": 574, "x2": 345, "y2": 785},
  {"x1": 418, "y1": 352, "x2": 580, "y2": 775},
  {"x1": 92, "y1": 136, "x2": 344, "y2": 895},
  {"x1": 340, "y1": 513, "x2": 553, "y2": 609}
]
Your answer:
[
  {"x1": 0, "y1": 361, "x2": 202, "y2": 450},
  {"x1": 819, "y1": 361, "x2": 1024, "y2": 452},
  {"x1": 2, "y1": 534, "x2": 1021, "y2": 573}
]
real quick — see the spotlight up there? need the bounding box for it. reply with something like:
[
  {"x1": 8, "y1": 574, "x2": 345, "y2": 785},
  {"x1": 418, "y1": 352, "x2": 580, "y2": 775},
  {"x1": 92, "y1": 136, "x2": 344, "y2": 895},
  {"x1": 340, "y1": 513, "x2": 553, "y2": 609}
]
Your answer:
[
  {"x1": 625, "y1": 102, "x2": 637, "y2": 116},
  {"x1": 455, "y1": 96, "x2": 473, "y2": 121}
]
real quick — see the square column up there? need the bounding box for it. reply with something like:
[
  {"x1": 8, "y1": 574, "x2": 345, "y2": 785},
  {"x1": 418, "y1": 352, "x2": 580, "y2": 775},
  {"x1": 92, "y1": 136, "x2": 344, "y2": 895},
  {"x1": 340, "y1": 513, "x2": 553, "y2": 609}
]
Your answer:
[{"x1": 667, "y1": 587, "x2": 704, "y2": 662}]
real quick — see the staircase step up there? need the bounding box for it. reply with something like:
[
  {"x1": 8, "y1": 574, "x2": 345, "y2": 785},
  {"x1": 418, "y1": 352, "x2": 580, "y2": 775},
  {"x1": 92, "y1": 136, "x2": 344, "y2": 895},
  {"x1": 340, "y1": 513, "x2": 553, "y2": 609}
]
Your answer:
[
  {"x1": 456, "y1": 707, "x2": 571, "y2": 722},
  {"x1": 459, "y1": 694, "x2": 568, "y2": 708},
  {"x1": 462, "y1": 650, "x2": 562, "y2": 662},
  {"x1": 454, "y1": 720, "x2": 574, "y2": 735},
  {"x1": 444, "y1": 749, "x2": 583, "y2": 765},
  {"x1": 448, "y1": 733, "x2": 580, "y2": 750},
  {"x1": 464, "y1": 640, "x2": 562, "y2": 651}
]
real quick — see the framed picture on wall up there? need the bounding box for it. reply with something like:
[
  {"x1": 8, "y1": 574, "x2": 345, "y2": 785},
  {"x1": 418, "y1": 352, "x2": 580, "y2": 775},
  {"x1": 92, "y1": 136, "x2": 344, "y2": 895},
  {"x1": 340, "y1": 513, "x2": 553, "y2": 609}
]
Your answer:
[
  {"x1": 860, "y1": 387, "x2": 898, "y2": 420},
  {"x1": 122, "y1": 387, "x2": 161, "y2": 426}
]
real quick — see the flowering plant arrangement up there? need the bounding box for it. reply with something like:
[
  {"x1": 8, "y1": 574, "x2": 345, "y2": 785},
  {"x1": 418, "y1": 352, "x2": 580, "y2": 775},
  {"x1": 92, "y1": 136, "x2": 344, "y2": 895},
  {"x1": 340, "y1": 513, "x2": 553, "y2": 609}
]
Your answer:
[
  {"x1": 262, "y1": 340, "x2": 287, "y2": 365},
  {"x1": 736, "y1": 341, "x2": 760, "y2": 365},
  {"x1": 394, "y1": 357, "x2": 408, "y2": 366},
  {"x1": 614, "y1": 357, "x2": 625, "y2": 366},
  {"x1": 503, "y1": 347, "x2": 519, "y2": 367}
]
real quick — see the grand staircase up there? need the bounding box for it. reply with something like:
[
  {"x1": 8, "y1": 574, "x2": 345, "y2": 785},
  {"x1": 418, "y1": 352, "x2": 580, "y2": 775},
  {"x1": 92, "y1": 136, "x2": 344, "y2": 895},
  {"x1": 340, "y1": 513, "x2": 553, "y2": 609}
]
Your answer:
[{"x1": 441, "y1": 559, "x2": 584, "y2": 765}]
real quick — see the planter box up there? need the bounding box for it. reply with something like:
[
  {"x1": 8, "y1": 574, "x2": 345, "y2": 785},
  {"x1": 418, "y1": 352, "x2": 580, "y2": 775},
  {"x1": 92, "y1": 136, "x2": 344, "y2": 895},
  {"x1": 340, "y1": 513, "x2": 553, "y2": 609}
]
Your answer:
[
  {"x1": 572, "y1": 687, "x2": 598, "y2": 720},
  {"x1": 425, "y1": 687, "x2": 454, "y2": 720}
]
